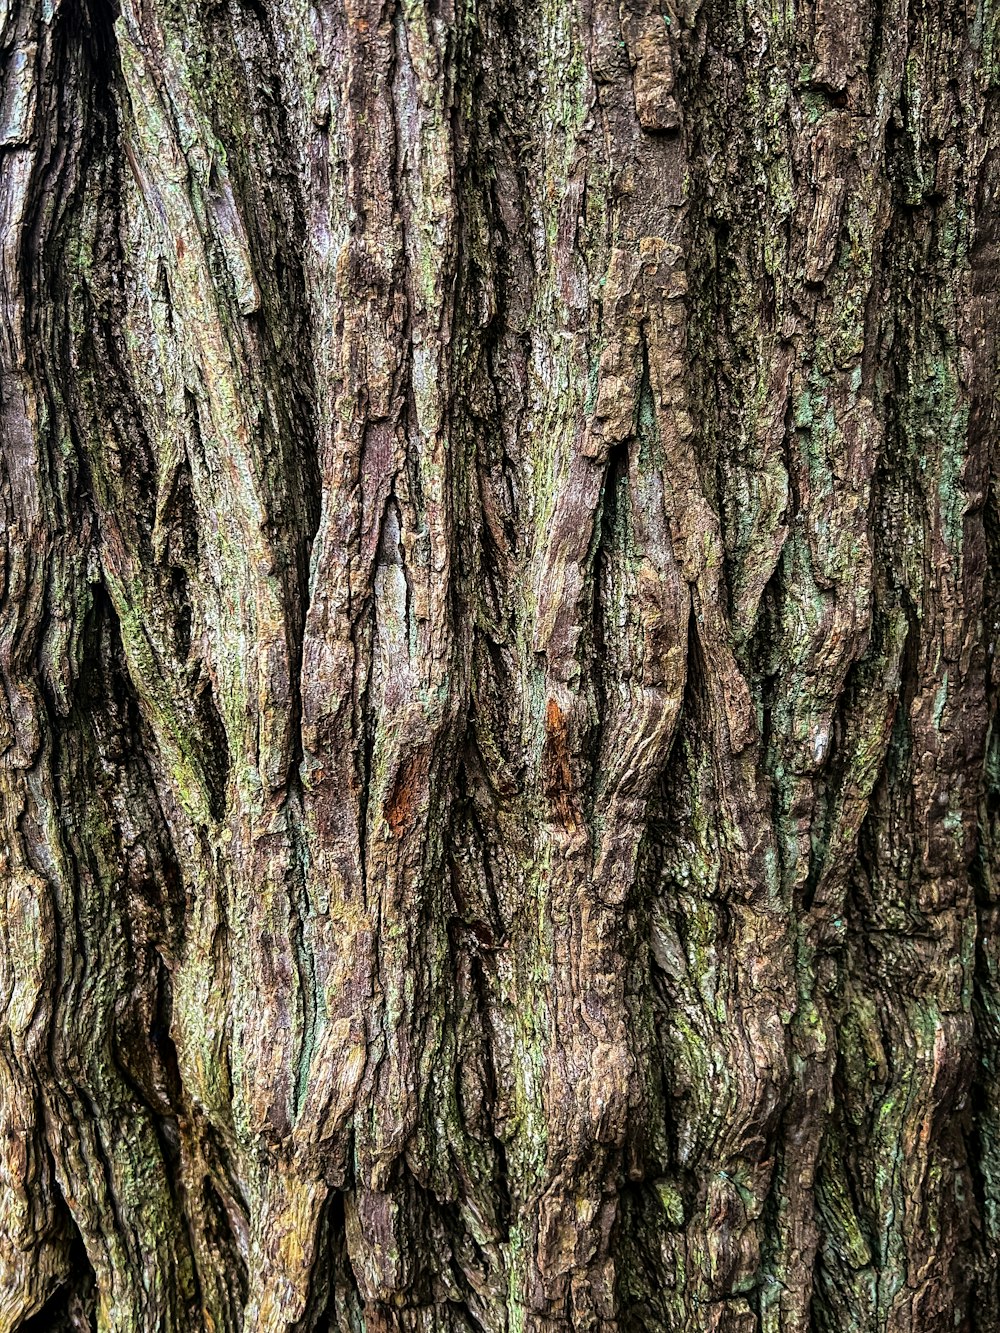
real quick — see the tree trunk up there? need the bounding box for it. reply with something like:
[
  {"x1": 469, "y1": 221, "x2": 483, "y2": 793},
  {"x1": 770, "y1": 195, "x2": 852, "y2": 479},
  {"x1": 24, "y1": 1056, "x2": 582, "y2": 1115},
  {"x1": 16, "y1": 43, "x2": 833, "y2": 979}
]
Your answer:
[{"x1": 1, "y1": 0, "x2": 998, "y2": 1328}]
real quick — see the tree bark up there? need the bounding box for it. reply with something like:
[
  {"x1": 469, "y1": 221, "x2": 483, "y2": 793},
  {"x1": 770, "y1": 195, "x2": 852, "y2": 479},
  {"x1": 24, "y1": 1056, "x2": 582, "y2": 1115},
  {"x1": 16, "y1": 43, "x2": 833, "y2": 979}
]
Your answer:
[{"x1": 0, "y1": 0, "x2": 998, "y2": 1328}]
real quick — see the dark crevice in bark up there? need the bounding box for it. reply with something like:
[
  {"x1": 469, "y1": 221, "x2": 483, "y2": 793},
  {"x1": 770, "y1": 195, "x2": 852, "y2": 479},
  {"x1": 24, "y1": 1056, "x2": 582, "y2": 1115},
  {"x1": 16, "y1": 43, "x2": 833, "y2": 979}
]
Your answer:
[
  {"x1": 198, "y1": 679, "x2": 233, "y2": 824},
  {"x1": 17, "y1": 1229, "x2": 97, "y2": 1333},
  {"x1": 590, "y1": 434, "x2": 630, "y2": 796},
  {"x1": 970, "y1": 462, "x2": 1000, "y2": 1322},
  {"x1": 202, "y1": 1173, "x2": 251, "y2": 1307}
]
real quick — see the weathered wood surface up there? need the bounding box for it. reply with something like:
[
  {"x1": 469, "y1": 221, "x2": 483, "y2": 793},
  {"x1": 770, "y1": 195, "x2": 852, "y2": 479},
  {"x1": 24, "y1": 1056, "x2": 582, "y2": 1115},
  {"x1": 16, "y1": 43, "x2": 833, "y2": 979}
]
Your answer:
[{"x1": 1, "y1": 0, "x2": 999, "y2": 1328}]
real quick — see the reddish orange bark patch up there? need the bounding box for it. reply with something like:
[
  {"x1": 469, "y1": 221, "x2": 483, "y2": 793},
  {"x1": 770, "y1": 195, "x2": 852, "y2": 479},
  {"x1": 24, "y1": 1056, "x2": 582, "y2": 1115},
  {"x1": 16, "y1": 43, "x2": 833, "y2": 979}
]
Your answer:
[
  {"x1": 542, "y1": 697, "x2": 578, "y2": 830},
  {"x1": 385, "y1": 750, "x2": 430, "y2": 836}
]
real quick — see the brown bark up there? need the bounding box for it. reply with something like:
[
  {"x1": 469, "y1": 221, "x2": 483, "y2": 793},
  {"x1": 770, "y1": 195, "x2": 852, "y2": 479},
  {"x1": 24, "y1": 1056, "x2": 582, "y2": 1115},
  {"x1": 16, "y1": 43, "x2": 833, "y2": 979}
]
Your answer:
[{"x1": 0, "y1": 0, "x2": 998, "y2": 1329}]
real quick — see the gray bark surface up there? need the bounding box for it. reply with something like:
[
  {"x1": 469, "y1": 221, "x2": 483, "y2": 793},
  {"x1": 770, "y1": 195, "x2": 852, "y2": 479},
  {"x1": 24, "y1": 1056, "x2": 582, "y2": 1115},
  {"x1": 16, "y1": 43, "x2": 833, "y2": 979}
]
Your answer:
[{"x1": 0, "y1": 0, "x2": 999, "y2": 1329}]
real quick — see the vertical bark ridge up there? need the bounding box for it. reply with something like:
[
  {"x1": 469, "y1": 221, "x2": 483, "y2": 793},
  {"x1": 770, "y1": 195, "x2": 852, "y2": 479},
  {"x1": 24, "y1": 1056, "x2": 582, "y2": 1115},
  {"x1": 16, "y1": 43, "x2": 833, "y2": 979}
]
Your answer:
[{"x1": 0, "y1": 3, "x2": 157, "y2": 1326}]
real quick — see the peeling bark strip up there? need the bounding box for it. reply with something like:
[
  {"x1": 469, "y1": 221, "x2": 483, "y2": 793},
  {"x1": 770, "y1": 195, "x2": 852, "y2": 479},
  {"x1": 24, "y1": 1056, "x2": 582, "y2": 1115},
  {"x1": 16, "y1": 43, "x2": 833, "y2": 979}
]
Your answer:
[{"x1": 0, "y1": 0, "x2": 999, "y2": 1328}]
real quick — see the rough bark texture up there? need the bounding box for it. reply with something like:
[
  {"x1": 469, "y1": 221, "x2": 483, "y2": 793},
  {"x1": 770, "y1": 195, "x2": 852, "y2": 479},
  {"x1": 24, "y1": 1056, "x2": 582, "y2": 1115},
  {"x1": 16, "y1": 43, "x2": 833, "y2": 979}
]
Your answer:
[{"x1": 1, "y1": 0, "x2": 999, "y2": 1329}]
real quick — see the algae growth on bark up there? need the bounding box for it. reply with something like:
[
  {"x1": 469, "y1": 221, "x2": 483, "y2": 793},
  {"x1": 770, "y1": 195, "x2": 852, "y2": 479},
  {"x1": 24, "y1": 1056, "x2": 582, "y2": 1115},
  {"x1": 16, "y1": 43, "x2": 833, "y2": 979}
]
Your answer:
[{"x1": 1, "y1": 0, "x2": 999, "y2": 1328}]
